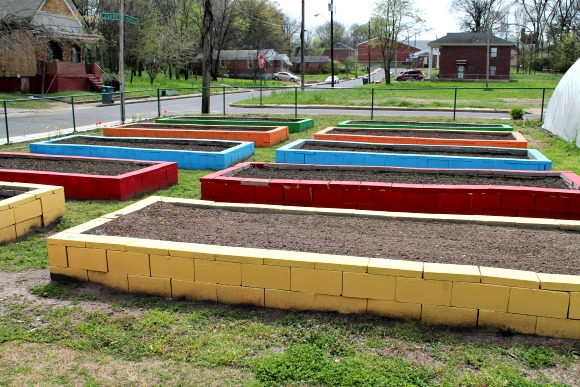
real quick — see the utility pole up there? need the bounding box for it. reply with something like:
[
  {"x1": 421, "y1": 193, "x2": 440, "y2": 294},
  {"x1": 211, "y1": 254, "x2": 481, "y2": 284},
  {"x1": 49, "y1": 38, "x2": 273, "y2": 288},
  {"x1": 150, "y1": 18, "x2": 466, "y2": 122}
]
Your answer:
[
  {"x1": 119, "y1": 0, "x2": 125, "y2": 122},
  {"x1": 300, "y1": 0, "x2": 305, "y2": 88},
  {"x1": 202, "y1": 0, "x2": 213, "y2": 113},
  {"x1": 485, "y1": 29, "x2": 490, "y2": 89},
  {"x1": 368, "y1": 20, "x2": 371, "y2": 84},
  {"x1": 330, "y1": 0, "x2": 335, "y2": 88}
]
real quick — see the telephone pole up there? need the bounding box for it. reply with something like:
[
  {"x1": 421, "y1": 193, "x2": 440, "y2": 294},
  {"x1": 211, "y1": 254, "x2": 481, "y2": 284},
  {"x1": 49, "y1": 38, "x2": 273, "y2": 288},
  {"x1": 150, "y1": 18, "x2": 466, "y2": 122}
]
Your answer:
[{"x1": 119, "y1": 0, "x2": 125, "y2": 122}]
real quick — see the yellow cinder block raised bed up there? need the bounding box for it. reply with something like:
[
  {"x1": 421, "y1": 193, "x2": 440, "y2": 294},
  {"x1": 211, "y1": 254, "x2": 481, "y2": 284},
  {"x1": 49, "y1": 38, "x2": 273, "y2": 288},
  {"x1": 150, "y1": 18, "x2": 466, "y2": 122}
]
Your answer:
[{"x1": 47, "y1": 196, "x2": 580, "y2": 340}]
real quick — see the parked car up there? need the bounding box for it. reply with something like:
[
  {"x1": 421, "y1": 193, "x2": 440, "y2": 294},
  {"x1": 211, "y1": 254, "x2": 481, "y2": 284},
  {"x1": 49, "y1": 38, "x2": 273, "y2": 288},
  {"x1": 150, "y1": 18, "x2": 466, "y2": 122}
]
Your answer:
[
  {"x1": 324, "y1": 75, "x2": 340, "y2": 84},
  {"x1": 395, "y1": 70, "x2": 424, "y2": 81},
  {"x1": 273, "y1": 72, "x2": 299, "y2": 82}
]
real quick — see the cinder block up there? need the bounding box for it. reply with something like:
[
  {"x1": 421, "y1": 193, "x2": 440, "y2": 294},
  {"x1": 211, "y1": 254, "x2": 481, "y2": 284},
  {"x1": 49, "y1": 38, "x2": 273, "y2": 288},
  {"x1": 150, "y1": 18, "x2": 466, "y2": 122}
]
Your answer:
[
  {"x1": 263, "y1": 250, "x2": 317, "y2": 268},
  {"x1": 217, "y1": 284, "x2": 265, "y2": 307},
  {"x1": 125, "y1": 238, "x2": 171, "y2": 256},
  {"x1": 15, "y1": 217, "x2": 42, "y2": 237},
  {"x1": 128, "y1": 275, "x2": 171, "y2": 297},
  {"x1": 169, "y1": 242, "x2": 216, "y2": 260},
  {"x1": 150, "y1": 254, "x2": 194, "y2": 280},
  {"x1": 0, "y1": 225, "x2": 17, "y2": 244},
  {"x1": 13, "y1": 199, "x2": 42, "y2": 223},
  {"x1": 214, "y1": 246, "x2": 264, "y2": 265},
  {"x1": 241, "y1": 264, "x2": 290, "y2": 290},
  {"x1": 40, "y1": 192, "x2": 65, "y2": 214},
  {"x1": 569, "y1": 292, "x2": 580, "y2": 320},
  {"x1": 42, "y1": 209, "x2": 65, "y2": 227},
  {"x1": 50, "y1": 265, "x2": 88, "y2": 282},
  {"x1": 451, "y1": 282, "x2": 510, "y2": 311},
  {"x1": 265, "y1": 289, "x2": 317, "y2": 311},
  {"x1": 480, "y1": 266, "x2": 539, "y2": 289},
  {"x1": 423, "y1": 263, "x2": 480, "y2": 283},
  {"x1": 67, "y1": 247, "x2": 107, "y2": 272},
  {"x1": 508, "y1": 288, "x2": 569, "y2": 318},
  {"x1": 195, "y1": 260, "x2": 241, "y2": 285},
  {"x1": 396, "y1": 278, "x2": 452, "y2": 306},
  {"x1": 291, "y1": 267, "x2": 342, "y2": 295},
  {"x1": 368, "y1": 258, "x2": 423, "y2": 278},
  {"x1": 171, "y1": 279, "x2": 217, "y2": 301},
  {"x1": 537, "y1": 273, "x2": 580, "y2": 292},
  {"x1": 367, "y1": 299, "x2": 421, "y2": 320},
  {"x1": 82, "y1": 235, "x2": 133, "y2": 251},
  {"x1": 478, "y1": 310, "x2": 537, "y2": 334},
  {"x1": 88, "y1": 271, "x2": 128, "y2": 291},
  {"x1": 343, "y1": 272, "x2": 395, "y2": 300},
  {"x1": 47, "y1": 244, "x2": 68, "y2": 267},
  {"x1": 535, "y1": 317, "x2": 580, "y2": 340},
  {"x1": 313, "y1": 254, "x2": 369, "y2": 273},
  {"x1": 421, "y1": 304, "x2": 477, "y2": 328},
  {"x1": 0, "y1": 208, "x2": 15, "y2": 229},
  {"x1": 107, "y1": 250, "x2": 150, "y2": 276},
  {"x1": 315, "y1": 294, "x2": 367, "y2": 314}
]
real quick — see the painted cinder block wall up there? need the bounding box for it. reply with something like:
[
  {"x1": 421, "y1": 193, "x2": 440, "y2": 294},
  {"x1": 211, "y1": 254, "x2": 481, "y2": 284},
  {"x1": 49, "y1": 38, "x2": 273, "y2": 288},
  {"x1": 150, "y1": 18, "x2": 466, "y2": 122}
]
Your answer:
[{"x1": 47, "y1": 197, "x2": 580, "y2": 340}]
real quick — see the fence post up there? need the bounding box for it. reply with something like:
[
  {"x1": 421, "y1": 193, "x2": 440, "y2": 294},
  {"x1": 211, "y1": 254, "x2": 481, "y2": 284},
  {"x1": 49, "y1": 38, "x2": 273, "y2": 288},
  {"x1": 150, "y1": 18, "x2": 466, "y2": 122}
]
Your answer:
[
  {"x1": 371, "y1": 88, "x2": 375, "y2": 119},
  {"x1": 453, "y1": 87, "x2": 458, "y2": 121},
  {"x1": 120, "y1": 91, "x2": 125, "y2": 123},
  {"x1": 540, "y1": 88, "x2": 546, "y2": 121},
  {"x1": 3, "y1": 100, "x2": 8, "y2": 144},
  {"x1": 71, "y1": 96, "x2": 76, "y2": 133},
  {"x1": 294, "y1": 87, "x2": 298, "y2": 118},
  {"x1": 223, "y1": 86, "x2": 226, "y2": 115},
  {"x1": 260, "y1": 84, "x2": 263, "y2": 105},
  {"x1": 157, "y1": 88, "x2": 161, "y2": 117}
]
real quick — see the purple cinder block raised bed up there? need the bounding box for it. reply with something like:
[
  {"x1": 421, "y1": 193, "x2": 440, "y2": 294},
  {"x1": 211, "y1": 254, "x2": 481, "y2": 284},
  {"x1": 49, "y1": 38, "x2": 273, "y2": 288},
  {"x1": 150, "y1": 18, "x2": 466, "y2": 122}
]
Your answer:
[
  {"x1": 201, "y1": 162, "x2": 580, "y2": 219},
  {"x1": 0, "y1": 152, "x2": 178, "y2": 200}
]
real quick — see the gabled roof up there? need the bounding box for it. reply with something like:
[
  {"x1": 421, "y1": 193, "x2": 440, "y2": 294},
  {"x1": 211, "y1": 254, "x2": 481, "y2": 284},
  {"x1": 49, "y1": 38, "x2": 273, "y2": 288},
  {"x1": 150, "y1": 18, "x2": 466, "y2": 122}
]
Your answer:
[
  {"x1": 332, "y1": 43, "x2": 355, "y2": 50},
  {"x1": 197, "y1": 49, "x2": 293, "y2": 65},
  {"x1": 428, "y1": 32, "x2": 514, "y2": 47},
  {"x1": 289, "y1": 56, "x2": 330, "y2": 64},
  {"x1": 0, "y1": 0, "x2": 44, "y2": 19}
]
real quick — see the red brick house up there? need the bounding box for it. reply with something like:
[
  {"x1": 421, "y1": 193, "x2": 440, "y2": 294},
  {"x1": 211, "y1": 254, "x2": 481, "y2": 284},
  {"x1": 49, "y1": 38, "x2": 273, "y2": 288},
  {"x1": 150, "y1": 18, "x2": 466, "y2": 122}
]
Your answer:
[
  {"x1": 323, "y1": 43, "x2": 355, "y2": 64},
  {"x1": 196, "y1": 49, "x2": 292, "y2": 79},
  {"x1": 357, "y1": 38, "x2": 420, "y2": 67},
  {"x1": 0, "y1": 0, "x2": 102, "y2": 93},
  {"x1": 427, "y1": 32, "x2": 514, "y2": 81},
  {"x1": 289, "y1": 56, "x2": 330, "y2": 74}
]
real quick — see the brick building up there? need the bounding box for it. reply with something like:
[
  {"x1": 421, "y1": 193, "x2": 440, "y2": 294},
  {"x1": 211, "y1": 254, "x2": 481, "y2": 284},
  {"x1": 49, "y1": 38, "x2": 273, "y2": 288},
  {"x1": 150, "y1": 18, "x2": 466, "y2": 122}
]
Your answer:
[
  {"x1": 323, "y1": 43, "x2": 356, "y2": 64},
  {"x1": 196, "y1": 49, "x2": 292, "y2": 79},
  {"x1": 427, "y1": 32, "x2": 514, "y2": 81},
  {"x1": 357, "y1": 38, "x2": 420, "y2": 68},
  {"x1": 289, "y1": 56, "x2": 330, "y2": 74}
]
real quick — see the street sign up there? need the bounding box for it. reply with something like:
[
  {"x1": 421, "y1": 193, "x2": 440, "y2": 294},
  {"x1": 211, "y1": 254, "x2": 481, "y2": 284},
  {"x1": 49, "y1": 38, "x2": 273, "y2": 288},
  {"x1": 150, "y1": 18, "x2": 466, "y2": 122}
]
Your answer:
[
  {"x1": 100, "y1": 13, "x2": 139, "y2": 24},
  {"x1": 258, "y1": 54, "x2": 265, "y2": 69}
]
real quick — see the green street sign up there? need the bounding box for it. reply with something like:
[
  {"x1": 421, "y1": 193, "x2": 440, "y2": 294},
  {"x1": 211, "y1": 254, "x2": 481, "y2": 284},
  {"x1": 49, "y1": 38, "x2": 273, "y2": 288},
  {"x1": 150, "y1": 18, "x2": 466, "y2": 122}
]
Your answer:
[{"x1": 100, "y1": 12, "x2": 139, "y2": 24}]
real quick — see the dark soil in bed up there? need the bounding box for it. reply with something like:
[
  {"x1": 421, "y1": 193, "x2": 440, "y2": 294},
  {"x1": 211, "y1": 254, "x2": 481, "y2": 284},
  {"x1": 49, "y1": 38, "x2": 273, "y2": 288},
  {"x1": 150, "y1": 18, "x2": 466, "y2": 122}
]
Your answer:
[
  {"x1": 122, "y1": 123, "x2": 275, "y2": 132},
  {"x1": 89, "y1": 202, "x2": 580, "y2": 275},
  {"x1": 301, "y1": 142, "x2": 528, "y2": 159},
  {"x1": 347, "y1": 121, "x2": 506, "y2": 128},
  {"x1": 55, "y1": 137, "x2": 234, "y2": 152},
  {"x1": 328, "y1": 128, "x2": 515, "y2": 140},
  {"x1": 0, "y1": 155, "x2": 154, "y2": 175},
  {"x1": 234, "y1": 165, "x2": 571, "y2": 189}
]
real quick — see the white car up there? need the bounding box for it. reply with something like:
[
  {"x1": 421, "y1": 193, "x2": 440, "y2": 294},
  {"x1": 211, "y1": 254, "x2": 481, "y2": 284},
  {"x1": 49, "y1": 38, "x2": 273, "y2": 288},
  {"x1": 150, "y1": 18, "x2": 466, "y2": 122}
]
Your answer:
[
  {"x1": 273, "y1": 72, "x2": 299, "y2": 82},
  {"x1": 325, "y1": 75, "x2": 339, "y2": 84}
]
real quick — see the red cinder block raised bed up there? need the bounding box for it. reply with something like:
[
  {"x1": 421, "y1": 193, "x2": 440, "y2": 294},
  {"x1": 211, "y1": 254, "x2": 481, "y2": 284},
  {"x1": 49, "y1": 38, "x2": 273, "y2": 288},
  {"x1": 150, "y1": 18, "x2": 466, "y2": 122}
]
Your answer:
[
  {"x1": 200, "y1": 162, "x2": 580, "y2": 220},
  {"x1": 0, "y1": 152, "x2": 178, "y2": 200}
]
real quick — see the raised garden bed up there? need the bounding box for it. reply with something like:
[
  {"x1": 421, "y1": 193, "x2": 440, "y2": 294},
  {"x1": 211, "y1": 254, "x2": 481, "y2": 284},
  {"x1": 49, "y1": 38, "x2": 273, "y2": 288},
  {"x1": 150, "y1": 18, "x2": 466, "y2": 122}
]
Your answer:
[
  {"x1": 48, "y1": 197, "x2": 580, "y2": 339},
  {"x1": 314, "y1": 127, "x2": 527, "y2": 148},
  {"x1": 29, "y1": 135, "x2": 254, "y2": 170},
  {"x1": 277, "y1": 139, "x2": 551, "y2": 171},
  {"x1": 105, "y1": 122, "x2": 288, "y2": 147},
  {"x1": 0, "y1": 181, "x2": 64, "y2": 244},
  {"x1": 338, "y1": 120, "x2": 513, "y2": 131},
  {"x1": 0, "y1": 152, "x2": 177, "y2": 200},
  {"x1": 201, "y1": 162, "x2": 580, "y2": 219},
  {"x1": 156, "y1": 116, "x2": 314, "y2": 133}
]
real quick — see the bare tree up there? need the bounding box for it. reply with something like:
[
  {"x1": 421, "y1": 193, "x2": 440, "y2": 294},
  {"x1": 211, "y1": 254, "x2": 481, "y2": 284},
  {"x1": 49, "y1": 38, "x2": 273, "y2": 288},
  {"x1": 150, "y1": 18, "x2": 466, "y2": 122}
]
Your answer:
[
  {"x1": 202, "y1": 0, "x2": 213, "y2": 113},
  {"x1": 517, "y1": 0, "x2": 550, "y2": 73},
  {"x1": 449, "y1": 0, "x2": 510, "y2": 33}
]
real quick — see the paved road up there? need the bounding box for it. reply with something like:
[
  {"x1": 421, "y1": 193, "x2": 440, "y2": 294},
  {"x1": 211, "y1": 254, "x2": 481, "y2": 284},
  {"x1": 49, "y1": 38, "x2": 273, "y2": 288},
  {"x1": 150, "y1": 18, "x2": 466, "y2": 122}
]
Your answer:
[{"x1": 1, "y1": 71, "x2": 526, "y2": 144}]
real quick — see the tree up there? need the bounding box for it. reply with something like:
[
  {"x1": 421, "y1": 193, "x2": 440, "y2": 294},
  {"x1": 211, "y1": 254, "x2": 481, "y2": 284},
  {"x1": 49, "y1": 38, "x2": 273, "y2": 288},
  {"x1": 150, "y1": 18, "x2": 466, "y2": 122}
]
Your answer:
[
  {"x1": 553, "y1": 31, "x2": 580, "y2": 72},
  {"x1": 371, "y1": 0, "x2": 424, "y2": 85},
  {"x1": 449, "y1": 0, "x2": 510, "y2": 33},
  {"x1": 202, "y1": 0, "x2": 213, "y2": 113},
  {"x1": 314, "y1": 20, "x2": 347, "y2": 49},
  {"x1": 517, "y1": 0, "x2": 550, "y2": 73}
]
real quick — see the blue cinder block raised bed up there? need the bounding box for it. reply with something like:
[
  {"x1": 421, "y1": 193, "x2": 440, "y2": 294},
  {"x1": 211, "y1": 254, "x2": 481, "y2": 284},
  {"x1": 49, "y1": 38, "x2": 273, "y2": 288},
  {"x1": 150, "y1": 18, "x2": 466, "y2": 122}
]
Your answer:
[
  {"x1": 275, "y1": 139, "x2": 552, "y2": 171},
  {"x1": 29, "y1": 135, "x2": 254, "y2": 170}
]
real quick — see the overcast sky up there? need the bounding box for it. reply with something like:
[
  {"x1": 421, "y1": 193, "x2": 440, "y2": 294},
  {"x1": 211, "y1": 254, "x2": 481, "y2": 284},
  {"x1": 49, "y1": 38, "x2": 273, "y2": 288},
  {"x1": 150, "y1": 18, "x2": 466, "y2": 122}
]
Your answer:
[{"x1": 276, "y1": 0, "x2": 459, "y2": 41}]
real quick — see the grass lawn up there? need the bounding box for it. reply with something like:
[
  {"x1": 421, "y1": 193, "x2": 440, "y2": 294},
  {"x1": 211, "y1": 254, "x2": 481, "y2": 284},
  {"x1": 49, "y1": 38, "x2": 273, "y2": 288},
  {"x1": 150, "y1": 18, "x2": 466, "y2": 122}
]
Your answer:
[{"x1": 0, "y1": 115, "x2": 578, "y2": 385}]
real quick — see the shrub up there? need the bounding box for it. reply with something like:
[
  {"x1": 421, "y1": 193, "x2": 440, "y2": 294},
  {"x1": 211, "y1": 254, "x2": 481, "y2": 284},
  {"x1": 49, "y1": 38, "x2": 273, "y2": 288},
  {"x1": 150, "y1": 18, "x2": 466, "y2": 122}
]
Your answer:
[{"x1": 509, "y1": 107, "x2": 525, "y2": 120}]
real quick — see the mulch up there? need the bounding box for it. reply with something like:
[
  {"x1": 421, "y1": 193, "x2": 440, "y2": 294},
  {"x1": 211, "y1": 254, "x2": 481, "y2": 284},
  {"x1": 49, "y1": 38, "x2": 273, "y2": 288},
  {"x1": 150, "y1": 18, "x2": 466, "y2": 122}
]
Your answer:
[
  {"x1": 0, "y1": 155, "x2": 154, "y2": 175},
  {"x1": 327, "y1": 128, "x2": 515, "y2": 140},
  {"x1": 122, "y1": 123, "x2": 275, "y2": 132},
  {"x1": 54, "y1": 137, "x2": 235, "y2": 152},
  {"x1": 234, "y1": 165, "x2": 571, "y2": 189},
  {"x1": 89, "y1": 202, "x2": 580, "y2": 275}
]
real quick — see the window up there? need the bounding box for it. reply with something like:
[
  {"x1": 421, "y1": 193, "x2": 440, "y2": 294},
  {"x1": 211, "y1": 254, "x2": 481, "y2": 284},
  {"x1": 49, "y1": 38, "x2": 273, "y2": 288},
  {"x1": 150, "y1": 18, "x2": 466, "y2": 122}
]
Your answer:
[
  {"x1": 247, "y1": 59, "x2": 253, "y2": 69},
  {"x1": 71, "y1": 45, "x2": 81, "y2": 63},
  {"x1": 490, "y1": 47, "x2": 497, "y2": 58},
  {"x1": 47, "y1": 41, "x2": 63, "y2": 61},
  {"x1": 220, "y1": 59, "x2": 226, "y2": 69},
  {"x1": 490, "y1": 65, "x2": 496, "y2": 76},
  {"x1": 468, "y1": 65, "x2": 475, "y2": 72}
]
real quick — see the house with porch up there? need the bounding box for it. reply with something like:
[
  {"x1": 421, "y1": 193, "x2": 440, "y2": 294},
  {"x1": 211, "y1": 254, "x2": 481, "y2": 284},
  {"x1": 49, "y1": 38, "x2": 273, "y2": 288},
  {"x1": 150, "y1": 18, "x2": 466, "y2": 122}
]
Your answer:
[
  {"x1": 427, "y1": 32, "x2": 514, "y2": 81},
  {"x1": 289, "y1": 56, "x2": 330, "y2": 74},
  {"x1": 196, "y1": 49, "x2": 292, "y2": 79},
  {"x1": 0, "y1": 0, "x2": 102, "y2": 93}
]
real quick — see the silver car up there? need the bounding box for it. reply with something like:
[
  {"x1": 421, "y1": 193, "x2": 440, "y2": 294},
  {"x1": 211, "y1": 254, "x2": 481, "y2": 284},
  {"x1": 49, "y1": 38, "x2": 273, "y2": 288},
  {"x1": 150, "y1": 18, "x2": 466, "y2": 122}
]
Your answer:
[{"x1": 273, "y1": 72, "x2": 299, "y2": 82}]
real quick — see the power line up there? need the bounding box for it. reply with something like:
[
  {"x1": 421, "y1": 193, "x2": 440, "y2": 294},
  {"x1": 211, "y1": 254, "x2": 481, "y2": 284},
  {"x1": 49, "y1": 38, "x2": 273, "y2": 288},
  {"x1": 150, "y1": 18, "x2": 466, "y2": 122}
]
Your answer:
[{"x1": 238, "y1": 10, "x2": 285, "y2": 29}]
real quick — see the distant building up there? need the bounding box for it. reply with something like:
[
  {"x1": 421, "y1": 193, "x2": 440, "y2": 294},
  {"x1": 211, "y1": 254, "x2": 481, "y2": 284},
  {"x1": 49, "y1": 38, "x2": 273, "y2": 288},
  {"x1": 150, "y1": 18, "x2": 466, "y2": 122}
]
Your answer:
[
  {"x1": 428, "y1": 32, "x2": 514, "y2": 81},
  {"x1": 289, "y1": 56, "x2": 330, "y2": 74},
  {"x1": 323, "y1": 43, "x2": 356, "y2": 64},
  {"x1": 357, "y1": 38, "x2": 420, "y2": 69},
  {"x1": 196, "y1": 49, "x2": 292, "y2": 79}
]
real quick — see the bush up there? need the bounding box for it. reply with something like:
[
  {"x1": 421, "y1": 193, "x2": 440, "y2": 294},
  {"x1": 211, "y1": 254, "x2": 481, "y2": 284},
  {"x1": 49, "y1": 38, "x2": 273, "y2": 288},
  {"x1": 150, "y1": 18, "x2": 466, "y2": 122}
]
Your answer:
[
  {"x1": 101, "y1": 73, "x2": 120, "y2": 91},
  {"x1": 509, "y1": 107, "x2": 525, "y2": 120}
]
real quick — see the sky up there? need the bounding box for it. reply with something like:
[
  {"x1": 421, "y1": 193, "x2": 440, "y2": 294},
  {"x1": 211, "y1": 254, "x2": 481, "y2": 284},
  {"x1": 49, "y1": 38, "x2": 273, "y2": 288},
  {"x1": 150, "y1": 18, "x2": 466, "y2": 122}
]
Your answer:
[{"x1": 276, "y1": 0, "x2": 459, "y2": 41}]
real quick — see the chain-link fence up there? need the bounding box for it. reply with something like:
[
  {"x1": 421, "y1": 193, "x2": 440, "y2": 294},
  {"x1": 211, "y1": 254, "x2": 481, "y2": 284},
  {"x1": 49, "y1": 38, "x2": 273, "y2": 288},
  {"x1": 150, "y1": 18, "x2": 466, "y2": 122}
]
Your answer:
[{"x1": 0, "y1": 85, "x2": 554, "y2": 145}]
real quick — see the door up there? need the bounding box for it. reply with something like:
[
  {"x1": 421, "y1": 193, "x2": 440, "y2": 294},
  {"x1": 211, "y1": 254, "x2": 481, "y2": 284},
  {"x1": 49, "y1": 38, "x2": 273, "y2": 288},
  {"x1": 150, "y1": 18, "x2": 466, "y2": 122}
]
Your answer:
[{"x1": 457, "y1": 65, "x2": 464, "y2": 79}]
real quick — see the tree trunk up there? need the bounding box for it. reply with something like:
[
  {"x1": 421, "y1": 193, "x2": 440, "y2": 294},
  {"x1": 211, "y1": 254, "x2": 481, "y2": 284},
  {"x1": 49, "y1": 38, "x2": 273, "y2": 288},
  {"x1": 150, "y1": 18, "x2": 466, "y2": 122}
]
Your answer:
[{"x1": 202, "y1": 0, "x2": 213, "y2": 114}]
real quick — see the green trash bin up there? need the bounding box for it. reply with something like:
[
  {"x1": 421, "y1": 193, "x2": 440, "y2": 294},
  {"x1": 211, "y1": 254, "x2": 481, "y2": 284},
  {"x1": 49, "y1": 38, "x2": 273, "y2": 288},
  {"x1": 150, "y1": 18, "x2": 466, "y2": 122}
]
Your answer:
[
  {"x1": 101, "y1": 86, "x2": 114, "y2": 104},
  {"x1": 362, "y1": 77, "x2": 369, "y2": 85}
]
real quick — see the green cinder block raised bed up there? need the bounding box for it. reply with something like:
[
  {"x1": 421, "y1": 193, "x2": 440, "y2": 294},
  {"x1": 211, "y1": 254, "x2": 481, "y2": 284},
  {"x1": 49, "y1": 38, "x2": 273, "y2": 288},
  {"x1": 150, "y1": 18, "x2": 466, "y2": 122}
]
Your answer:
[
  {"x1": 156, "y1": 116, "x2": 314, "y2": 133},
  {"x1": 337, "y1": 120, "x2": 513, "y2": 131}
]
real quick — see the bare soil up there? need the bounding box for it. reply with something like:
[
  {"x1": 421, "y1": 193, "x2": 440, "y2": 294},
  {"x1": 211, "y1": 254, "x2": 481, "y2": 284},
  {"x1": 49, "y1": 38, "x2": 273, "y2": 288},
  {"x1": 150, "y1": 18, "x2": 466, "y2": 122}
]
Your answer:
[
  {"x1": 89, "y1": 202, "x2": 580, "y2": 275},
  {"x1": 234, "y1": 165, "x2": 571, "y2": 189},
  {"x1": 0, "y1": 155, "x2": 155, "y2": 175},
  {"x1": 327, "y1": 128, "x2": 516, "y2": 140},
  {"x1": 300, "y1": 141, "x2": 529, "y2": 159},
  {"x1": 122, "y1": 123, "x2": 274, "y2": 132},
  {"x1": 55, "y1": 137, "x2": 235, "y2": 152},
  {"x1": 347, "y1": 121, "x2": 508, "y2": 128}
]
